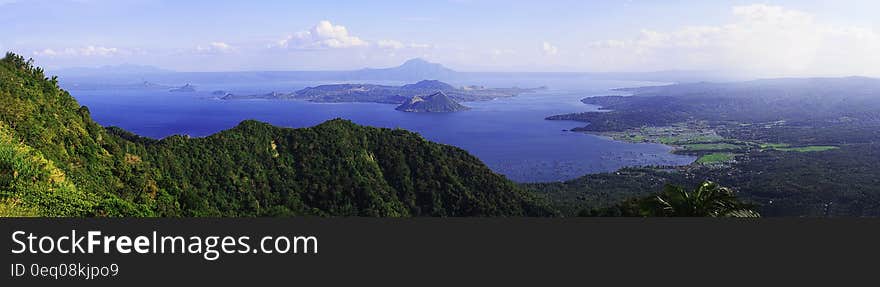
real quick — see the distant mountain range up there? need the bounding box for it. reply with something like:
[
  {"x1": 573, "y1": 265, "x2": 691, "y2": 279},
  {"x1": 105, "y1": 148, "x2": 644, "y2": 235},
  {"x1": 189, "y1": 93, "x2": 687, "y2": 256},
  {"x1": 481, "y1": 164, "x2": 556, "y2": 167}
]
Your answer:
[
  {"x1": 548, "y1": 76, "x2": 880, "y2": 132},
  {"x1": 52, "y1": 58, "x2": 745, "y2": 89},
  {"x1": 347, "y1": 58, "x2": 459, "y2": 81},
  {"x1": 55, "y1": 58, "x2": 460, "y2": 84},
  {"x1": 54, "y1": 64, "x2": 174, "y2": 77}
]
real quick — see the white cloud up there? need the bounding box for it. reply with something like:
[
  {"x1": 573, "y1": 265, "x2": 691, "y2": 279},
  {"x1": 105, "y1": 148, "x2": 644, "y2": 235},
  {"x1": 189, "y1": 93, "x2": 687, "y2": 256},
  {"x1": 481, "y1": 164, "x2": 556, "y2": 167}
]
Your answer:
[
  {"x1": 408, "y1": 43, "x2": 431, "y2": 49},
  {"x1": 587, "y1": 40, "x2": 627, "y2": 49},
  {"x1": 377, "y1": 40, "x2": 432, "y2": 50},
  {"x1": 583, "y1": 4, "x2": 880, "y2": 76},
  {"x1": 377, "y1": 40, "x2": 405, "y2": 49},
  {"x1": 491, "y1": 49, "x2": 515, "y2": 56},
  {"x1": 77, "y1": 46, "x2": 121, "y2": 56},
  {"x1": 275, "y1": 20, "x2": 369, "y2": 49},
  {"x1": 402, "y1": 16, "x2": 434, "y2": 22},
  {"x1": 33, "y1": 46, "x2": 123, "y2": 57},
  {"x1": 271, "y1": 21, "x2": 433, "y2": 56},
  {"x1": 33, "y1": 48, "x2": 58, "y2": 56},
  {"x1": 542, "y1": 41, "x2": 558, "y2": 56},
  {"x1": 196, "y1": 42, "x2": 236, "y2": 54}
]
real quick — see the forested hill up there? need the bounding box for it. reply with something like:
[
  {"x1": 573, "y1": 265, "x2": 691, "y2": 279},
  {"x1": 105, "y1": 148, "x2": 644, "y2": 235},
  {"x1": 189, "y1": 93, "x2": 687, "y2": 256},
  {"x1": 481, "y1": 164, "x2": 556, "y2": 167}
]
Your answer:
[{"x1": 0, "y1": 53, "x2": 554, "y2": 217}]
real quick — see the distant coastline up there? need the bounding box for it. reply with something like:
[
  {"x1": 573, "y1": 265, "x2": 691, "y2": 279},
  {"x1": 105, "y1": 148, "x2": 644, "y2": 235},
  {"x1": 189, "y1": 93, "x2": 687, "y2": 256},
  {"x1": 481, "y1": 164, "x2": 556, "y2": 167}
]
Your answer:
[{"x1": 220, "y1": 80, "x2": 546, "y2": 111}]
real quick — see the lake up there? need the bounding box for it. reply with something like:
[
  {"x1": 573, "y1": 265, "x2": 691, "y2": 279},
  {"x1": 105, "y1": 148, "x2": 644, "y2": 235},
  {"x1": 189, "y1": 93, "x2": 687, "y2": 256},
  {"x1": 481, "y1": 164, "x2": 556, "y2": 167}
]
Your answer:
[{"x1": 64, "y1": 76, "x2": 695, "y2": 182}]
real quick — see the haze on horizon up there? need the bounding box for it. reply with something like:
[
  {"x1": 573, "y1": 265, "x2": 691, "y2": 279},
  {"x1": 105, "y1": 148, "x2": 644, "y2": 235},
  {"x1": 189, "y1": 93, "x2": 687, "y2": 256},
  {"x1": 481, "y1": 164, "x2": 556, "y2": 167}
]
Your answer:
[{"x1": 2, "y1": 0, "x2": 879, "y2": 78}]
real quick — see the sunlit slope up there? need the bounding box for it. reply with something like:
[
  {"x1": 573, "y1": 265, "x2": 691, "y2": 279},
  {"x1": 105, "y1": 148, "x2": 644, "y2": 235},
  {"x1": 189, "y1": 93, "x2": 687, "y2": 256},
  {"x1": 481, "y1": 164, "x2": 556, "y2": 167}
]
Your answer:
[{"x1": 0, "y1": 53, "x2": 554, "y2": 217}]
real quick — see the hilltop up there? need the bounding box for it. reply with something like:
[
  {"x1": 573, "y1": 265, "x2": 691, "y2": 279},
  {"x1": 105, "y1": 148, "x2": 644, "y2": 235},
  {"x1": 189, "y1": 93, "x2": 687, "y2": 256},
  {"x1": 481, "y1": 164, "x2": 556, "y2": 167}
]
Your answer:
[{"x1": 396, "y1": 92, "x2": 471, "y2": 113}]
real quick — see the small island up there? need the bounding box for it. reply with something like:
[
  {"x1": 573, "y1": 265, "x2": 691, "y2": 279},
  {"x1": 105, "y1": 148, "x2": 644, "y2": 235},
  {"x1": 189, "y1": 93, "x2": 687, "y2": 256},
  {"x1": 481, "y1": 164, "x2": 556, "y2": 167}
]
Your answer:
[
  {"x1": 169, "y1": 83, "x2": 196, "y2": 92},
  {"x1": 142, "y1": 81, "x2": 167, "y2": 89},
  {"x1": 221, "y1": 91, "x2": 286, "y2": 100},
  {"x1": 395, "y1": 91, "x2": 470, "y2": 113}
]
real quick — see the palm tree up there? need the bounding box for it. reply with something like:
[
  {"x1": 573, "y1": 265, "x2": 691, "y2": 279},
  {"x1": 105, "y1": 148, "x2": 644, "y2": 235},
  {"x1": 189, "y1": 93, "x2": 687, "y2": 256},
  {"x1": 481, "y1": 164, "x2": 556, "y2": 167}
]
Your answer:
[{"x1": 644, "y1": 181, "x2": 759, "y2": 217}]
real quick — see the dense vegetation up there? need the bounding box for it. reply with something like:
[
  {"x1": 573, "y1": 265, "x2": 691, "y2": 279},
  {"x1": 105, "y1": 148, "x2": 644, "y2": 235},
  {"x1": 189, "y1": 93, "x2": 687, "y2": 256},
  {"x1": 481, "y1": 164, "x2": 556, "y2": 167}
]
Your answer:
[
  {"x1": 529, "y1": 143, "x2": 880, "y2": 217},
  {"x1": 0, "y1": 54, "x2": 156, "y2": 216},
  {"x1": 0, "y1": 53, "x2": 553, "y2": 217},
  {"x1": 1, "y1": 122, "x2": 87, "y2": 216},
  {"x1": 582, "y1": 181, "x2": 759, "y2": 217},
  {"x1": 525, "y1": 168, "x2": 681, "y2": 216}
]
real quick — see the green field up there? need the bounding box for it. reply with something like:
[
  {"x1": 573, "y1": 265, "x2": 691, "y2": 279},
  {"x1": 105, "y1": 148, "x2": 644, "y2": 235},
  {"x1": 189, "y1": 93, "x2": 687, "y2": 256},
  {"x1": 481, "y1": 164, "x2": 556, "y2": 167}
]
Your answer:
[
  {"x1": 696, "y1": 153, "x2": 737, "y2": 164},
  {"x1": 760, "y1": 143, "x2": 791, "y2": 149},
  {"x1": 656, "y1": 135, "x2": 725, "y2": 145},
  {"x1": 657, "y1": 136, "x2": 680, "y2": 144},
  {"x1": 776, "y1": 146, "x2": 839, "y2": 152},
  {"x1": 602, "y1": 122, "x2": 725, "y2": 145},
  {"x1": 760, "y1": 143, "x2": 839, "y2": 152},
  {"x1": 623, "y1": 134, "x2": 646, "y2": 142},
  {"x1": 682, "y1": 143, "x2": 742, "y2": 151}
]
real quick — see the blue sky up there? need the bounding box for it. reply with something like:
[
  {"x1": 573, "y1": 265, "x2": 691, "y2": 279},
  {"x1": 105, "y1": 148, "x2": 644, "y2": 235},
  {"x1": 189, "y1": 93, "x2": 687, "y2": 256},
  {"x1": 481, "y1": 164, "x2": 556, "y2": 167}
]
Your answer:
[{"x1": 2, "y1": 0, "x2": 879, "y2": 76}]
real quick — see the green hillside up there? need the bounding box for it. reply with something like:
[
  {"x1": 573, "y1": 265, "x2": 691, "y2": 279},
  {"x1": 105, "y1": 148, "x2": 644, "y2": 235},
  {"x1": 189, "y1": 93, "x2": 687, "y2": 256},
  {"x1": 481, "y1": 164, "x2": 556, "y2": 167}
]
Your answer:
[{"x1": 0, "y1": 53, "x2": 554, "y2": 217}]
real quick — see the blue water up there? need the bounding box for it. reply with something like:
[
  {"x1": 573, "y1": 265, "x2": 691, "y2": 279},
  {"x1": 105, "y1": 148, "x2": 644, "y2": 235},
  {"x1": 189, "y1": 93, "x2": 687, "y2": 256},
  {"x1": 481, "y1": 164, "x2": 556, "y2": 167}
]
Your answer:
[{"x1": 65, "y1": 77, "x2": 695, "y2": 182}]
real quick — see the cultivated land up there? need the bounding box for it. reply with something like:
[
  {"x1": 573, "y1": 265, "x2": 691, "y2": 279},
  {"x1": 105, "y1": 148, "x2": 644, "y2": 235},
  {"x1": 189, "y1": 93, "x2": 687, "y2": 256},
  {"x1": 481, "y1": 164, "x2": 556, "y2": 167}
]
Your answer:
[
  {"x1": 593, "y1": 120, "x2": 833, "y2": 167},
  {"x1": 534, "y1": 78, "x2": 880, "y2": 217}
]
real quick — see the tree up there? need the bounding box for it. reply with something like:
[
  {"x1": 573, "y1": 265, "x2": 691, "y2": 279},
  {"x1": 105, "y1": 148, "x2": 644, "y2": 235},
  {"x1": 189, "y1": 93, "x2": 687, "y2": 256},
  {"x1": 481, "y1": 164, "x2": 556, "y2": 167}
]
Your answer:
[{"x1": 645, "y1": 181, "x2": 759, "y2": 217}]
